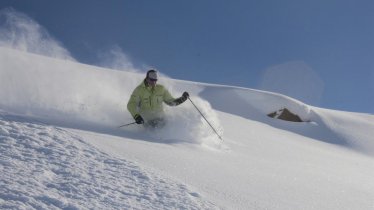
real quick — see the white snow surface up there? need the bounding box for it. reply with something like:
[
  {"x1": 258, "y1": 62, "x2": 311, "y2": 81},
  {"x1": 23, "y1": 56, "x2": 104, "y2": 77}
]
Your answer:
[{"x1": 1, "y1": 47, "x2": 374, "y2": 209}]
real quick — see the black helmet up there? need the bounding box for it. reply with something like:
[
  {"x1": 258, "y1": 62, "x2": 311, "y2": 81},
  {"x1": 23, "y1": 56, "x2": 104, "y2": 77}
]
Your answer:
[{"x1": 146, "y1": 69, "x2": 158, "y2": 81}]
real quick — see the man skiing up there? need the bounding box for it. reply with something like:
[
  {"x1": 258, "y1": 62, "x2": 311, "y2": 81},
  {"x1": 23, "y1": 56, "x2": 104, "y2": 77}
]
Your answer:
[{"x1": 127, "y1": 69, "x2": 189, "y2": 128}]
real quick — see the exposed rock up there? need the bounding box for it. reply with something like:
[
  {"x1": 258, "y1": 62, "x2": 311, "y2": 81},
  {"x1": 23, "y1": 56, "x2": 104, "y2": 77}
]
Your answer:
[{"x1": 267, "y1": 108, "x2": 303, "y2": 122}]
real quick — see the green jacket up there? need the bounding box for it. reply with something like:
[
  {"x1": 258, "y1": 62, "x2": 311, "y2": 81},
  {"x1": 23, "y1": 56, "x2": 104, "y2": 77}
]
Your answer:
[{"x1": 127, "y1": 80, "x2": 185, "y2": 121}]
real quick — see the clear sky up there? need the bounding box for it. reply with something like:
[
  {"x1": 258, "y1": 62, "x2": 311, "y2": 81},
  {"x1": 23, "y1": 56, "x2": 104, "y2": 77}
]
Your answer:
[{"x1": 0, "y1": 0, "x2": 373, "y2": 113}]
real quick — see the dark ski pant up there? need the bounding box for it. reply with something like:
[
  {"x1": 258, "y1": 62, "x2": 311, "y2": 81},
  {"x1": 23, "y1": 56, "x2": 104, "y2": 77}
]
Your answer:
[{"x1": 144, "y1": 118, "x2": 166, "y2": 129}]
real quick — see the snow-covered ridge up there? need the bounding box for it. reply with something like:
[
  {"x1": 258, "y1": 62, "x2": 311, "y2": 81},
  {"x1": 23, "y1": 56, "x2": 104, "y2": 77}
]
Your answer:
[{"x1": 197, "y1": 84, "x2": 374, "y2": 156}]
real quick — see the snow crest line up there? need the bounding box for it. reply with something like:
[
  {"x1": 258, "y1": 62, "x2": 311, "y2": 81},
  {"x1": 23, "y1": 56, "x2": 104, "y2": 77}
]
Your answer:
[{"x1": 0, "y1": 114, "x2": 218, "y2": 209}]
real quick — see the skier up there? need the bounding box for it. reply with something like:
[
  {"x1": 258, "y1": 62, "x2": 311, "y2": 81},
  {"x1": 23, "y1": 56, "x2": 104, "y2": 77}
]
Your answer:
[{"x1": 127, "y1": 69, "x2": 189, "y2": 128}]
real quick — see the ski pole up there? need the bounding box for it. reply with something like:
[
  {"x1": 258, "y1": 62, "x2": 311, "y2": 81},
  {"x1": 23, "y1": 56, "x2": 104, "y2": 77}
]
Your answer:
[
  {"x1": 188, "y1": 97, "x2": 223, "y2": 141},
  {"x1": 118, "y1": 122, "x2": 137, "y2": 128}
]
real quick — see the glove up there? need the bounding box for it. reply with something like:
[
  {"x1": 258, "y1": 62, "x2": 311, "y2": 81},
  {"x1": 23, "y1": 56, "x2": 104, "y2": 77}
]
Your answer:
[
  {"x1": 173, "y1": 92, "x2": 189, "y2": 106},
  {"x1": 182, "y1": 91, "x2": 189, "y2": 99},
  {"x1": 134, "y1": 114, "x2": 144, "y2": 124}
]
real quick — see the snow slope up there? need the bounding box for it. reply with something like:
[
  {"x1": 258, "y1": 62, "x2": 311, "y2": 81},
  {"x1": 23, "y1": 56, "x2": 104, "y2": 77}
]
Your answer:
[
  {"x1": 1, "y1": 47, "x2": 374, "y2": 209},
  {"x1": 0, "y1": 112, "x2": 216, "y2": 209}
]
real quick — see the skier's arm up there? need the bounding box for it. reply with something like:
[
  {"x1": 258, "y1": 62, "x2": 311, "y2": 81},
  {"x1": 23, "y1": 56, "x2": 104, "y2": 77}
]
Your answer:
[
  {"x1": 164, "y1": 89, "x2": 189, "y2": 106},
  {"x1": 127, "y1": 87, "x2": 141, "y2": 117}
]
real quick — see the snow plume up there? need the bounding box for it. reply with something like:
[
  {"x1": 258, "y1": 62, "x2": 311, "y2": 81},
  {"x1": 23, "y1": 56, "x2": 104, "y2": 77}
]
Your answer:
[
  {"x1": 0, "y1": 47, "x2": 136, "y2": 129},
  {"x1": 0, "y1": 47, "x2": 222, "y2": 146},
  {"x1": 0, "y1": 8, "x2": 74, "y2": 61},
  {"x1": 161, "y1": 97, "x2": 222, "y2": 146},
  {"x1": 259, "y1": 61, "x2": 324, "y2": 106},
  {"x1": 0, "y1": 6, "x2": 221, "y2": 145},
  {"x1": 95, "y1": 45, "x2": 141, "y2": 73}
]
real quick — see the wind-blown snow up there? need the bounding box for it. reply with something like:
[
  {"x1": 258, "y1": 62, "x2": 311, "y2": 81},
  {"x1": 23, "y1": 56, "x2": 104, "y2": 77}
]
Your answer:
[
  {"x1": 1, "y1": 46, "x2": 374, "y2": 210},
  {"x1": 0, "y1": 47, "x2": 221, "y2": 145},
  {"x1": 0, "y1": 8, "x2": 74, "y2": 61}
]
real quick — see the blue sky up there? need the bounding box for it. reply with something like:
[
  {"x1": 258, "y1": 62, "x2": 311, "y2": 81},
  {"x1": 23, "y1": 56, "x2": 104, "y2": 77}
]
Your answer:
[{"x1": 0, "y1": 0, "x2": 373, "y2": 113}]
